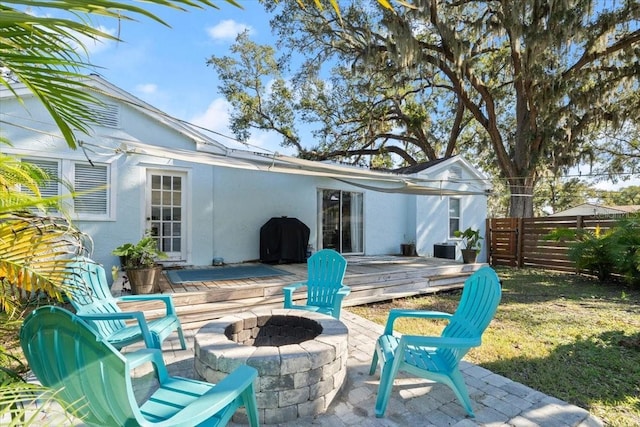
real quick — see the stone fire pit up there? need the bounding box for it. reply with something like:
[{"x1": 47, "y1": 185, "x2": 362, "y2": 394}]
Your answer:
[{"x1": 194, "y1": 309, "x2": 349, "y2": 424}]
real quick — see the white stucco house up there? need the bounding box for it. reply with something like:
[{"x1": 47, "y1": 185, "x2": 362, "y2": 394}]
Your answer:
[{"x1": 1, "y1": 75, "x2": 491, "y2": 282}]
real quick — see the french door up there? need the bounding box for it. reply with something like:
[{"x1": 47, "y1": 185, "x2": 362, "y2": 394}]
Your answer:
[
  {"x1": 319, "y1": 189, "x2": 363, "y2": 254},
  {"x1": 146, "y1": 171, "x2": 186, "y2": 261}
]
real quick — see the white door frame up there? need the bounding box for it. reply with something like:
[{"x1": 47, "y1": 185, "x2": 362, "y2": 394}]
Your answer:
[{"x1": 145, "y1": 168, "x2": 189, "y2": 262}]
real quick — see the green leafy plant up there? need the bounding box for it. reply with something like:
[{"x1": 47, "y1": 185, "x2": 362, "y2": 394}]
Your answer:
[
  {"x1": 546, "y1": 225, "x2": 617, "y2": 282},
  {"x1": 607, "y1": 215, "x2": 640, "y2": 286},
  {"x1": 547, "y1": 214, "x2": 640, "y2": 287},
  {"x1": 454, "y1": 227, "x2": 483, "y2": 251},
  {"x1": 112, "y1": 235, "x2": 166, "y2": 270}
]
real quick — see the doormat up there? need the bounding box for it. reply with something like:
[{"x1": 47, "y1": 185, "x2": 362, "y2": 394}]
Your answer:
[{"x1": 166, "y1": 264, "x2": 292, "y2": 284}]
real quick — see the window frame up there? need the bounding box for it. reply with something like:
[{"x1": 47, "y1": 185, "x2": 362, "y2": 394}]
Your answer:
[
  {"x1": 23, "y1": 157, "x2": 115, "y2": 221},
  {"x1": 317, "y1": 188, "x2": 365, "y2": 255},
  {"x1": 448, "y1": 197, "x2": 461, "y2": 239}
]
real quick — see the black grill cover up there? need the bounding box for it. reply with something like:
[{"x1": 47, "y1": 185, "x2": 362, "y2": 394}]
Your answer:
[{"x1": 260, "y1": 217, "x2": 310, "y2": 264}]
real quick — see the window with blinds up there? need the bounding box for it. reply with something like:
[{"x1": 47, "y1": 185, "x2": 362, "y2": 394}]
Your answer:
[
  {"x1": 25, "y1": 159, "x2": 60, "y2": 199},
  {"x1": 22, "y1": 158, "x2": 111, "y2": 219},
  {"x1": 73, "y1": 163, "x2": 108, "y2": 214}
]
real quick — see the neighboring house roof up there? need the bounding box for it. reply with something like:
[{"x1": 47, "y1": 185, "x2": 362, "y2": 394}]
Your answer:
[
  {"x1": 548, "y1": 203, "x2": 640, "y2": 217},
  {"x1": 1, "y1": 75, "x2": 491, "y2": 196}
]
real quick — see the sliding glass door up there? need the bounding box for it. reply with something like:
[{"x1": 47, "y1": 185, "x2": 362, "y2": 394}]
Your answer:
[{"x1": 319, "y1": 189, "x2": 363, "y2": 254}]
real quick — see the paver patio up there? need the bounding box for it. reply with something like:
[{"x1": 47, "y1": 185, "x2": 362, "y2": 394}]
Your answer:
[
  {"x1": 16, "y1": 307, "x2": 602, "y2": 426},
  {"x1": 154, "y1": 310, "x2": 602, "y2": 427}
]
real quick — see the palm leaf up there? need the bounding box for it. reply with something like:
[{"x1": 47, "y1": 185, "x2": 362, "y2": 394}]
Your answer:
[
  {"x1": 0, "y1": 213, "x2": 85, "y2": 311},
  {"x1": 0, "y1": 382, "x2": 81, "y2": 426}
]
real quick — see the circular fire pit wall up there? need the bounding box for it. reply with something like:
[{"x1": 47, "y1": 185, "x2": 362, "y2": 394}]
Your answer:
[{"x1": 194, "y1": 309, "x2": 349, "y2": 424}]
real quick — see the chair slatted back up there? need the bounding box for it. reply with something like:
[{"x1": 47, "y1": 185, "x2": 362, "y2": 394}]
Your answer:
[
  {"x1": 20, "y1": 306, "x2": 138, "y2": 425},
  {"x1": 438, "y1": 266, "x2": 502, "y2": 367},
  {"x1": 63, "y1": 257, "x2": 128, "y2": 339},
  {"x1": 306, "y1": 249, "x2": 347, "y2": 308}
]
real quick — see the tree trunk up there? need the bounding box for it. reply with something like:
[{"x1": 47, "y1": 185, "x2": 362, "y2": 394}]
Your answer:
[{"x1": 508, "y1": 181, "x2": 535, "y2": 218}]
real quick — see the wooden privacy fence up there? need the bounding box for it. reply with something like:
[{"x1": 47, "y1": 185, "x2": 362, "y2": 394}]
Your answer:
[{"x1": 486, "y1": 215, "x2": 622, "y2": 272}]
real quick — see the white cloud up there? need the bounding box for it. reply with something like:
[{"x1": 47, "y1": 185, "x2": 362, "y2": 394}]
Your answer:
[
  {"x1": 135, "y1": 83, "x2": 158, "y2": 95},
  {"x1": 190, "y1": 98, "x2": 295, "y2": 155},
  {"x1": 190, "y1": 98, "x2": 231, "y2": 130},
  {"x1": 206, "y1": 20, "x2": 253, "y2": 42},
  {"x1": 74, "y1": 25, "x2": 117, "y2": 56}
]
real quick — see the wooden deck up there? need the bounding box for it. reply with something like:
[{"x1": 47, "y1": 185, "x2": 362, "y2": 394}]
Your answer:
[{"x1": 113, "y1": 256, "x2": 485, "y2": 331}]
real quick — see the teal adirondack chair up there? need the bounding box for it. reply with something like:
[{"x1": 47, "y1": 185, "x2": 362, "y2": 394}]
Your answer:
[
  {"x1": 369, "y1": 266, "x2": 502, "y2": 418},
  {"x1": 283, "y1": 249, "x2": 349, "y2": 319},
  {"x1": 20, "y1": 306, "x2": 259, "y2": 427},
  {"x1": 64, "y1": 256, "x2": 186, "y2": 350}
]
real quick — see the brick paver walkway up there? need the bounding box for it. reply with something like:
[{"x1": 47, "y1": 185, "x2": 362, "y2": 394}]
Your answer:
[
  {"x1": 18, "y1": 309, "x2": 603, "y2": 426},
  {"x1": 155, "y1": 310, "x2": 602, "y2": 427}
]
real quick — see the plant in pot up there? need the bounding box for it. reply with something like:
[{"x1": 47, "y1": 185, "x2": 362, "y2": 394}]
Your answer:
[
  {"x1": 400, "y1": 241, "x2": 417, "y2": 256},
  {"x1": 112, "y1": 235, "x2": 166, "y2": 294},
  {"x1": 454, "y1": 227, "x2": 483, "y2": 264}
]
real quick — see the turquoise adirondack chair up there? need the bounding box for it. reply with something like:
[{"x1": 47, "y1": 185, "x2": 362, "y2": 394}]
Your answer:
[
  {"x1": 20, "y1": 306, "x2": 259, "y2": 427},
  {"x1": 64, "y1": 256, "x2": 186, "y2": 350},
  {"x1": 283, "y1": 249, "x2": 350, "y2": 319},
  {"x1": 369, "y1": 265, "x2": 502, "y2": 418}
]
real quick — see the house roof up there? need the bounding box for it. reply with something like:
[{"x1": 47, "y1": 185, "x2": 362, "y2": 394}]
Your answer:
[
  {"x1": 2, "y1": 75, "x2": 491, "y2": 196},
  {"x1": 548, "y1": 203, "x2": 640, "y2": 217}
]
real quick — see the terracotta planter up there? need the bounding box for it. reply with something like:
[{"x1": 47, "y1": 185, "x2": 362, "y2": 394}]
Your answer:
[
  {"x1": 126, "y1": 265, "x2": 161, "y2": 294},
  {"x1": 461, "y1": 249, "x2": 478, "y2": 264}
]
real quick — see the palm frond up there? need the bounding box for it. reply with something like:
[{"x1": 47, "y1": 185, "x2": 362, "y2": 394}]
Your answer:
[
  {"x1": 0, "y1": 213, "x2": 86, "y2": 310},
  {"x1": 0, "y1": 382, "x2": 81, "y2": 426}
]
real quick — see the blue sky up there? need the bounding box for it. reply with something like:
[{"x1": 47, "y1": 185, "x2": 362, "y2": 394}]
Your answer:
[{"x1": 86, "y1": 1, "x2": 289, "y2": 153}]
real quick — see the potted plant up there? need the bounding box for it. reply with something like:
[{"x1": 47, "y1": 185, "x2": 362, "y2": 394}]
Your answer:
[
  {"x1": 112, "y1": 234, "x2": 166, "y2": 294},
  {"x1": 454, "y1": 227, "x2": 483, "y2": 263},
  {"x1": 400, "y1": 241, "x2": 417, "y2": 256}
]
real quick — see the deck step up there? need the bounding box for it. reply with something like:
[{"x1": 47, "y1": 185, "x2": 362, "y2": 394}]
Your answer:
[
  {"x1": 111, "y1": 258, "x2": 485, "y2": 331},
  {"x1": 126, "y1": 270, "x2": 474, "y2": 331}
]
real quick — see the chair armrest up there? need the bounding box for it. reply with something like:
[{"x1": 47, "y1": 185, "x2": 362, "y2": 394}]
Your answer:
[
  {"x1": 168, "y1": 365, "x2": 258, "y2": 425},
  {"x1": 283, "y1": 282, "x2": 307, "y2": 307},
  {"x1": 337, "y1": 286, "x2": 351, "y2": 297},
  {"x1": 330, "y1": 286, "x2": 351, "y2": 317},
  {"x1": 117, "y1": 294, "x2": 177, "y2": 316},
  {"x1": 383, "y1": 308, "x2": 453, "y2": 334},
  {"x1": 125, "y1": 348, "x2": 170, "y2": 381},
  {"x1": 400, "y1": 334, "x2": 481, "y2": 349},
  {"x1": 77, "y1": 312, "x2": 154, "y2": 348}
]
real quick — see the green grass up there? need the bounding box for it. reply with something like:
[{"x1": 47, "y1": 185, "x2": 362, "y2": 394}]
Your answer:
[{"x1": 348, "y1": 267, "x2": 640, "y2": 426}]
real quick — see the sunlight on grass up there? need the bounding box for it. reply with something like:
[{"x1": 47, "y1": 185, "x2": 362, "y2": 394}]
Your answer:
[{"x1": 348, "y1": 267, "x2": 640, "y2": 426}]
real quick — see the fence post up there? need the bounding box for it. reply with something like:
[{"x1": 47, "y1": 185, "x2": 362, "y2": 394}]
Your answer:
[
  {"x1": 517, "y1": 217, "x2": 524, "y2": 268},
  {"x1": 485, "y1": 218, "x2": 491, "y2": 265}
]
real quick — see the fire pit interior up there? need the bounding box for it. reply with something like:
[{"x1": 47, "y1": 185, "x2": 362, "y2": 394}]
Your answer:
[
  {"x1": 195, "y1": 309, "x2": 349, "y2": 424},
  {"x1": 226, "y1": 314, "x2": 322, "y2": 347}
]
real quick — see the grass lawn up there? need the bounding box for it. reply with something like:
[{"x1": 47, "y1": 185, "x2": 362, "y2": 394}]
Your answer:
[{"x1": 348, "y1": 267, "x2": 640, "y2": 426}]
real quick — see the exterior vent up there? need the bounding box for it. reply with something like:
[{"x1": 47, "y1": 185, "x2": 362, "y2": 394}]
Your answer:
[
  {"x1": 86, "y1": 103, "x2": 120, "y2": 128},
  {"x1": 449, "y1": 165, "x2": 462, "y2": 180}
]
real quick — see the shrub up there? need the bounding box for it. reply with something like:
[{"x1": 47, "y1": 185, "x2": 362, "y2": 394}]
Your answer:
[
  {"x1": 548, "y1": 214, "x2": 640, "y2": 287},
  {"x1": 608, "y1": 215, "x2": 640, "y2": 286}
]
